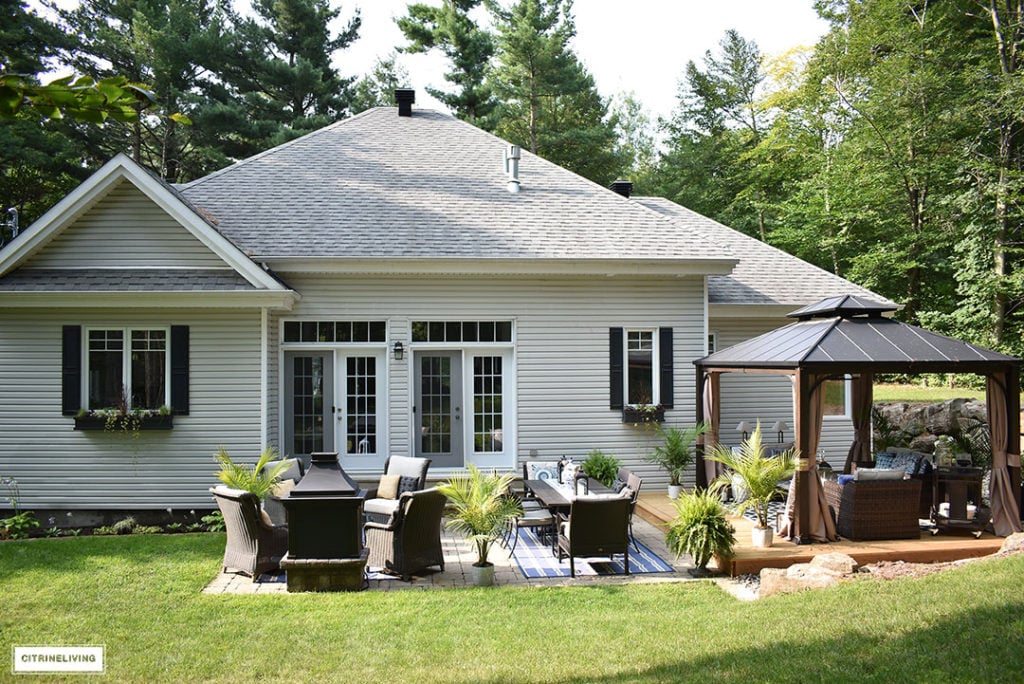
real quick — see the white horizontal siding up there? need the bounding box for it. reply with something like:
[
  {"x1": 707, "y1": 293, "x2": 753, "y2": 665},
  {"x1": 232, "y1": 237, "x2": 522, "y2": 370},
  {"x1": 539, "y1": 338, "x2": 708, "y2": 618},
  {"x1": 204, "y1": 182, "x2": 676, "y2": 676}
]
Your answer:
[
  {"x1": 0, "y1": 308, "x2": 263, "y2": 509},
  {"x1": 271, "y1": 274, "x2": 706, "y2": 488},
  {"x1": 710, "y1": 317, "x2": 854, "y2": 465},
  {"x1": 24, "y1": 180, "x2": 228, "y2": 269}
]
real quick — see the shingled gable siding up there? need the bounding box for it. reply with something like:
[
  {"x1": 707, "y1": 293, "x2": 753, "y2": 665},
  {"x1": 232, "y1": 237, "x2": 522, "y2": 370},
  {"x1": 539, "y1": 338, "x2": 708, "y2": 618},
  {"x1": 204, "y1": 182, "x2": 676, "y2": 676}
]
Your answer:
[
  {"x1": 0, "y1": 308, "x2": 263, "y2": 509},
  {"x1": 709, "y1": 317, "x2": 855, "y2": 467},
  {"x1": 267, "y1": 274, "x2": 705, "y2": 488},
  {"x1": 22, "y1": 180, "x2": 228, "y2": 270}
]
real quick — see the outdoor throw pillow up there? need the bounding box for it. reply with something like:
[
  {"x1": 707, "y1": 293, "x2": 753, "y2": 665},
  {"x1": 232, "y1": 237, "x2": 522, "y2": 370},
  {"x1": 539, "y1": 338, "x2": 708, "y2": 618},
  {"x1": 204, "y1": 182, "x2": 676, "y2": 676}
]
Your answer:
[
  {"x1": 259, "y1": 508, "x2": 274, "y2": 527},
  {"x1": 270, "y1": 478, "x2": 296, "y2": 498},
  {"x1": 611, "y1": 478, "x2": 628, "y2": 493},
  {"x1": 397, "y1": 475, "x2": 419, "y2": 495},
  {"x1": 855, "y1": 468, "x2": 905, "y2": 481},
  {"x1": 378, "y1": 474, "x2": 401, "y2": 499}
]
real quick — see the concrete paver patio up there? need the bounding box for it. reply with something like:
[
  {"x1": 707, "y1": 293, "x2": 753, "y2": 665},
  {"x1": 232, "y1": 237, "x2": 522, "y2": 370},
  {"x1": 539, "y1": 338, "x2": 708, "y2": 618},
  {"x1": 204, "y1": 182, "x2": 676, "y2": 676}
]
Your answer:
[{"x1": 203, "y1": 512, "x2": 698, "y2": 594}]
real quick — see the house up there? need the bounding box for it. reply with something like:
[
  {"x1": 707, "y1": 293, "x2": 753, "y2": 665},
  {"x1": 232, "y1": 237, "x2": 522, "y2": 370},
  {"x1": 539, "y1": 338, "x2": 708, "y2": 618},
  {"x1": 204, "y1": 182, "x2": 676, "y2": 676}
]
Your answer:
[{"x1": 0, "y1": 94, "x2": 883, "y2": 515}]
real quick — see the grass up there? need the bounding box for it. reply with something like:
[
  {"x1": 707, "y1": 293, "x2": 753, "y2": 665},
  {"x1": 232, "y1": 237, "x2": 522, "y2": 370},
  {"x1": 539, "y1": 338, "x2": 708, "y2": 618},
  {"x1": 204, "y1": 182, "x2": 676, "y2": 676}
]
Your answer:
[
  {"x1": 874, "y1": 383, "x2": 987, "y2": 403},
  {"x1": 1, "y1": 535, "x2": 1024, "y2": 682}
]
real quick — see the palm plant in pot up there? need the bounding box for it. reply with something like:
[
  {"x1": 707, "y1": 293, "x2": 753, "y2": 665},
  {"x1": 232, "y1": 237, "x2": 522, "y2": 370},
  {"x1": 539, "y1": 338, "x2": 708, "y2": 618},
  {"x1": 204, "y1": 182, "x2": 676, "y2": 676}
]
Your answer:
[
  {"x1": 665, "y1": 488, "x2": 736, "y2": 576},
  {"x1": 646, "y1": 423, "x2": 709, "y2": 498},
  {"x1": 706, "y1": 424, "x2": 796, "y2": 548},
  {"x1": 438, "y1": 465, "x2": 522, "y2": 586},
  {"x1": 213, "y1": 446, "x2": 291, "y2": 501}
]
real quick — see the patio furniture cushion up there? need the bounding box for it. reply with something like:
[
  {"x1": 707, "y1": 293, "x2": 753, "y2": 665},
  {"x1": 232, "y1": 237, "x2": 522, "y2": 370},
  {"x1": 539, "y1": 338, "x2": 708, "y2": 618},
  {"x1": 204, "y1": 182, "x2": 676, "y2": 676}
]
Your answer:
[
  {"x1": 838, "y1": 474, "x2": 856, "y2": 485},
  {"x1": 397, "y1": 475, "x2": 420, "y2": 496},
  {"x1": 855, "y1": 468, "x2": 905, "y2": 481},
  {"x1": 875, "y1": 451, "x2": 921, "y2": 474},
  {"x1": 270, "y1": 478, "x2": 296, "y2": 498},
  {"x1": 364, "y1": 497, "x2": 401, "y2": 520},
  {"x1": 610, "y1": 477, "x2": 628, "y2": 493},
  {"x1": 378, "y1": 474, "x2": 401, "y2": 499},
  {"x1": 525, "y1": 461, "x2": 559, "y2": 481}
]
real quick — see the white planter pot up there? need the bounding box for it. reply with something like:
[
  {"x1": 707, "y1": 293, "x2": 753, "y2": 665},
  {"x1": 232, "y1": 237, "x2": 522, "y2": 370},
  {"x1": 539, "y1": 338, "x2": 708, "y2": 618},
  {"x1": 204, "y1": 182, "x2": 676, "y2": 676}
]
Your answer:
[
  {"x1": 668, "y1": 484, "x2": 683, "y2": 499},
  {"x1": 471, "y1": 563, "x2": 495, "y2": 587},
  {"x1": 751, "y1": 525, "x2": 773, "y2": 548}
]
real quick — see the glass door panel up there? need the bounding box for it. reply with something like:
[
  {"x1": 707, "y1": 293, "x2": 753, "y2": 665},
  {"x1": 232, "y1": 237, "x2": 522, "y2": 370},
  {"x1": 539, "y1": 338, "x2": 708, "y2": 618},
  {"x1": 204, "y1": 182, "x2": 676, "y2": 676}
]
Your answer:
[{"x1": 414, "y1": 351, "x2": 462, "y2": 467}]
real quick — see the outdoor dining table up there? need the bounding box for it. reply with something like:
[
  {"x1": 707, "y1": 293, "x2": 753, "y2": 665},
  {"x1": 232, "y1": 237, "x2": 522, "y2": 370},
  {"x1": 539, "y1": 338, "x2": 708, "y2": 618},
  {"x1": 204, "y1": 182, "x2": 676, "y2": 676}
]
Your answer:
[{"x1": 523, "y1": 478, "x2": 612, "y2": 515}]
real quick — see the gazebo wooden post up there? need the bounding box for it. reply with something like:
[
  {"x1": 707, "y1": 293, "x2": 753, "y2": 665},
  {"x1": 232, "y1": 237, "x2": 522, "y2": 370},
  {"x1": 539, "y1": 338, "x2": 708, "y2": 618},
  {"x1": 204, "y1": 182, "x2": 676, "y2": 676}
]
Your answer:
[
  {"x1": 793, "y1": 369, "x2": 812, "y2": 544},
  {"x1": 695, "y1": 371, "x2": 707, "y2": 489}
]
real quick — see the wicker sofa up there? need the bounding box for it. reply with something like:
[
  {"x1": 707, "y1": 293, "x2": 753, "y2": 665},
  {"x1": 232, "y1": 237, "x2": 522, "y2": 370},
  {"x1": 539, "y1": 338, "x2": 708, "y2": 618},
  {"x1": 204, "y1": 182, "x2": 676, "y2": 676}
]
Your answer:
[{"x1": 824, "y1": 477, "x2": 923, "y2": 541}]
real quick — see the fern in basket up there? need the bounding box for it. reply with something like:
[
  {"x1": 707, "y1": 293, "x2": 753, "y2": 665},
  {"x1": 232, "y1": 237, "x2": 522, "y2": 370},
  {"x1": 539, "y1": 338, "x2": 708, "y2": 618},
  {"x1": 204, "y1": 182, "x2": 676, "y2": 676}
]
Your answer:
[
  {"x1": 665, "y1": 489, "x2": 735, "y2": 572},
  {"x1": 213, "y1": 446, "x2": 290, "y2": 501}
]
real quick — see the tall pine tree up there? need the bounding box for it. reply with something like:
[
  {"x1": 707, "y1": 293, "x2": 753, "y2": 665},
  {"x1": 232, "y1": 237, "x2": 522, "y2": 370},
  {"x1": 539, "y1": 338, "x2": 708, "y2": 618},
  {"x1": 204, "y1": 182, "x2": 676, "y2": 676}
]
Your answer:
[
  {"x1": 397, "y1": 0, "x2": 495, "y2": 124},
  {"x1": 487, "y1": 0, "x2": 619, "y2": 184}
]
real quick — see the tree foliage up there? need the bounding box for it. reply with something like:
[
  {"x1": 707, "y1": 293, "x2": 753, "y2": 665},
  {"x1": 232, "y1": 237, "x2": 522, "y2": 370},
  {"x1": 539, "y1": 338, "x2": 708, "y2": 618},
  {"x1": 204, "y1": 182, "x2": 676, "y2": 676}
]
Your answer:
[
  {"x1": 397, "y1": 0, "x2": 495, "y2": 124},
  {"x1": 487, "y1": 0, "x2": 621, "y2": 184}
]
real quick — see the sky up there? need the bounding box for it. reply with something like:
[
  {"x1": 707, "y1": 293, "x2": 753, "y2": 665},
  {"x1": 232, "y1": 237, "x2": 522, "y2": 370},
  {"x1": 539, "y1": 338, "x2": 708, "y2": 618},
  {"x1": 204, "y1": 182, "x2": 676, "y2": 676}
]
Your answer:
[{"x1": 342, "y1": 0, "x2": 830, "y2": 122}]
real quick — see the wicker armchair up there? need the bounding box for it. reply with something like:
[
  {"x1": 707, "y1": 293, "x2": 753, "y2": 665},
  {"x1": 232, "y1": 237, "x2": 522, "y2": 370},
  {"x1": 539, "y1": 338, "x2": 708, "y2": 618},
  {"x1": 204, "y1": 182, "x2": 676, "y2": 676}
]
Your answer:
[
  {"x1": 260, "y1": 457, "x2": 305, "y2": 526},
  {"x1": 363, "y1": 456, "x2": 431, "y2": 524},
  {"x1": 210, "y1": 486, "x2": 289, "y2": 580},
  {"x1": 364, "y1": 487, "x2": 446, "y2": 580},
  {"x1": 556, "y1": 496, "x2": 631, "y2": 577},
  {"x1": 823, "y1": 478, "x2": 923, "y2": 541}
]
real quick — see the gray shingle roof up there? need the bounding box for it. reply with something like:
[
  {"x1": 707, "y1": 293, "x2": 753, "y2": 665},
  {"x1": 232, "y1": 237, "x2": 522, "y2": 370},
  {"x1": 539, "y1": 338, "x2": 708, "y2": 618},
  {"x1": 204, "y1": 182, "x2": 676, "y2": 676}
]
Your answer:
[
  {"x1": 0, "y1": 269, "x2": 257, "y2": 291},
  {"x1": 178, "y1": 108, "x2": 735, "y2": 263},
  {"x1": 632, "y1": 197, "x2": 886, "y2": 306}
]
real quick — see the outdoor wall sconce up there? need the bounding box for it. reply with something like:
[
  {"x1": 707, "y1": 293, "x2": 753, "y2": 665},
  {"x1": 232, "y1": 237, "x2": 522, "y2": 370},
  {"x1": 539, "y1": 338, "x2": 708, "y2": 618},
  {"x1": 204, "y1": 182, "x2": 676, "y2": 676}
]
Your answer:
[
  {"x1": 393, "y1": 341, "x2": 404, "y2": 361},
  {"x1": 772, "y1": 420, "x2": 788, "y2": 443},
  {"x1": 736, "y1": 421, "x2": 752, "y2": 441}
]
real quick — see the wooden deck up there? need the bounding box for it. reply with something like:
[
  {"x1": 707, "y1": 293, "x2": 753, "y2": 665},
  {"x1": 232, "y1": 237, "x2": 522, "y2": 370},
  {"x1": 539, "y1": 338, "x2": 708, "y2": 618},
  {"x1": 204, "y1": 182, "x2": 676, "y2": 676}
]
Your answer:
[{"x1": 636, "y1": 491, "x2": 1005, "y2": 577}]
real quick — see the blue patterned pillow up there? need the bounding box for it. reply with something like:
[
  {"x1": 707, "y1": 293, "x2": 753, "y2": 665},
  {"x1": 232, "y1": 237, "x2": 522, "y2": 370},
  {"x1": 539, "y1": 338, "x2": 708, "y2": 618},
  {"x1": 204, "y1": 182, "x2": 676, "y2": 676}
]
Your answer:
[
  {"x1": 526, "y1": 462, "x2": 559, "y2": 481},
  {"x1": 874, "y1": 453, "x2": 897, "y2": 469},
  {"x1": 838, "y1": 474, "x2": 855, "y2": 485}
]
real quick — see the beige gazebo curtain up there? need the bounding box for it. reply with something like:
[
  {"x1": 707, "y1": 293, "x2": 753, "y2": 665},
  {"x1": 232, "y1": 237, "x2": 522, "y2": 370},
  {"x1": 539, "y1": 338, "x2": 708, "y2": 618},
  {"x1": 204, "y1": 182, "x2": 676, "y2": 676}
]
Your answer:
[
  {"x1": 781, "y1": 373, "x2": 838, "y2": 542},
  {"x1": 702, "y1": 372, "x2": 724, "y2": 486},
  {"x1": 844, "y1": 373, "x2": 874, "y2": 474},
  {"x1": 986, "y1": 374, "x2": 1022, "y2": 536}
]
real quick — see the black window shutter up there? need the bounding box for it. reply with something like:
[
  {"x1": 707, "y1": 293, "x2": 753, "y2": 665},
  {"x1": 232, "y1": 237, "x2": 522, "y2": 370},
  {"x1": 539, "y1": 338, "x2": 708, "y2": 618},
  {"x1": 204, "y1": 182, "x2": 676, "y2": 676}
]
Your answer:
[
  {"x1": 62, "y1": 325, "x2": 82, "y2": 415},
  {"x1": 609, "y1": 327, "x2": 624, "y2": 409},
  {"x1": 170, "y1": 325, "x2": 189, "y2": 415},
  {"x1": 659, "y1": 327, "x2": 674, "y2": 408}
]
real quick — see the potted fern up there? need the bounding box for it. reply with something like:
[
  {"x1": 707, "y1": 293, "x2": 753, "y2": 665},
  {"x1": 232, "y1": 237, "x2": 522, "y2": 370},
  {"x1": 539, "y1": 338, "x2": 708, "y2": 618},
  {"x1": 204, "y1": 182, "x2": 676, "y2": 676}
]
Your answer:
[
  {"x1": 438, "y1": 465, "x2": 522, "y2": 586},
  {"x1": 213, "y1": 446, "x2": 291, "y2": 501},
  {"x1": 665, "y1": 488, "x2": 735, "y2": 576},
  {"x1": 646, "y1": 423, "x2": 709, "y2": 498},
  {"x1": 705, "y1": 424, "x2": 796, "y2": 548},
  {"x1": 581, "y1": 449, "x2": 621, "y2": 487}
]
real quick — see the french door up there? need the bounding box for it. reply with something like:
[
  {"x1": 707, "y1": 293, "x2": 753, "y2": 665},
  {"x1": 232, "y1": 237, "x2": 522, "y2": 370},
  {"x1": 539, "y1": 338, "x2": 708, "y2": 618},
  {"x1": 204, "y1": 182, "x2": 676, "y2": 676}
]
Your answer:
[{"x1": 413, "y1": 351, "x2": 463, "y2": 467}]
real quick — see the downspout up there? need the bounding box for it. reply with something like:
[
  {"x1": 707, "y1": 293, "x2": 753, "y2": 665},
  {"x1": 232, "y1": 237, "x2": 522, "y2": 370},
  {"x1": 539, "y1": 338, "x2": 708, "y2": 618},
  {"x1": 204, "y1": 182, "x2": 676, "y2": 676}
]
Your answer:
[{"x1": 261, "y1": 307, "x2": 269, "y2": 450}]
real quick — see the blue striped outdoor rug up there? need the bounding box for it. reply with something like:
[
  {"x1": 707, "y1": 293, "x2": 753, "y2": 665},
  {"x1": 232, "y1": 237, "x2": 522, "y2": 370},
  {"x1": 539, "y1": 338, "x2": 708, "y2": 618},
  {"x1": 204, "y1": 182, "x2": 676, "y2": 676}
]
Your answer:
[{"x1": 510, "y1": 527, "x2": 675, "y2": 578}]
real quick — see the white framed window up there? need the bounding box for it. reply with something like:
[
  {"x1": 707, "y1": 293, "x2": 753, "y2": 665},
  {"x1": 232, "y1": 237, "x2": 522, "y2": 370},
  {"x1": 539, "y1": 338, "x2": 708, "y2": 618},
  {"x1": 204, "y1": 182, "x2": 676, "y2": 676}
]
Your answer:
[
  {"x1": 86, "y1": 327, "x2": 169, "y2": 410},
  {"x1": 626, "y1": 329, "x2": 659, "y2": 406},
  {"x1": 708, "y1": 332, "x2": 718, "y2": 354},
  {"x1": 822, "y1": 377, "x2": 852, "y2": 420}
]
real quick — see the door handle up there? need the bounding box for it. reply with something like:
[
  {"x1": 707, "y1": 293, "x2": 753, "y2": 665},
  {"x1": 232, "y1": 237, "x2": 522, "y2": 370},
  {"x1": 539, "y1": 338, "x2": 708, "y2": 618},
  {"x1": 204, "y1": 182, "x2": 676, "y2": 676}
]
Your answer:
[{"x1": 455, "y1": 406, "x2": 461, "y2": 421}]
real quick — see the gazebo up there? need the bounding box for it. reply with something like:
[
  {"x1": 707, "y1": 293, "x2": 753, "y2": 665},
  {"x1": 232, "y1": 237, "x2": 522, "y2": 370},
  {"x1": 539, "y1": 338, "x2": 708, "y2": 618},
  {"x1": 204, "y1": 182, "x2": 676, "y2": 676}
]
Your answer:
[{"x1": 694, "y1": 295, "x2": 1022, "y2": 543}]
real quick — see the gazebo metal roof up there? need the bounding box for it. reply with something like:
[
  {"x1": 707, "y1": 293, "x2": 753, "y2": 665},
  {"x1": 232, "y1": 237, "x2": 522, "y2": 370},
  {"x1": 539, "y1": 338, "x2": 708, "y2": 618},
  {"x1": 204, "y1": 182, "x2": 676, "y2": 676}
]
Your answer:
[{"x1": 696, "y1": 295, "x2": 1020, "y2": 373}]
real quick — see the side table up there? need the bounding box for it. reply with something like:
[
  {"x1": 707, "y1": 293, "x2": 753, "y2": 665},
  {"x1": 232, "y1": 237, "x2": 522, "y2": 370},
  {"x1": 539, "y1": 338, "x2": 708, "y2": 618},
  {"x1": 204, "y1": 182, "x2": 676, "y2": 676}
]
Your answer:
[{"x1": 932, "y1": 466, "x2": 990, "y2": 537}]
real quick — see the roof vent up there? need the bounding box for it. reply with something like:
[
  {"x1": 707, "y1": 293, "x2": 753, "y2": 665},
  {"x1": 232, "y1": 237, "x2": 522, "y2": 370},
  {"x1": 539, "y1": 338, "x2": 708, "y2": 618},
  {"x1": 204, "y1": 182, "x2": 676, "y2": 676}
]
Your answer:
[
  {"x1": 395, "y1": 88, "x2": 415, "y2": 117},
  {"x1": 504, "y1": 145, "x2": 521, "y2": 194},
  {"x1": 610, "y1": 179, "x2": 633, "y2": 198}
]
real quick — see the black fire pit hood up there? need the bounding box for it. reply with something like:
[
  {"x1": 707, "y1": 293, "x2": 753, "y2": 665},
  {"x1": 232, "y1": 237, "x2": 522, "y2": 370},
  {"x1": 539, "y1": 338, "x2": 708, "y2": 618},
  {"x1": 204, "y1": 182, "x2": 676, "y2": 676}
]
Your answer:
[{"x1": 288, "y1": 451, "x2": 360, "y2": 497}]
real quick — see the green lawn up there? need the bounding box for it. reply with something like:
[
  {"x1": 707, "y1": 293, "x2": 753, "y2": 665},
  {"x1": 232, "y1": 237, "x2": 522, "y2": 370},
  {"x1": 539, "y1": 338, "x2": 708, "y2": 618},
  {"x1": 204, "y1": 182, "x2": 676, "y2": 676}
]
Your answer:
[
  {"x1": 1, "y1": 535, "x2": 1023, "y2": 682},
  {"x1": 874, "y1": 383, "x2": 987, "y2": 402}
]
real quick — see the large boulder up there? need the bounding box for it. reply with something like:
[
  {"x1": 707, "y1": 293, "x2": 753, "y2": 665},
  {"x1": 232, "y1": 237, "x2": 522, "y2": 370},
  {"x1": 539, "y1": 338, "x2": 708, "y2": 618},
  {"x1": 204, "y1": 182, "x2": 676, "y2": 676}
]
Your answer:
[{"x1": 759, "y1": 553, "x2": 858, "y2": 598}]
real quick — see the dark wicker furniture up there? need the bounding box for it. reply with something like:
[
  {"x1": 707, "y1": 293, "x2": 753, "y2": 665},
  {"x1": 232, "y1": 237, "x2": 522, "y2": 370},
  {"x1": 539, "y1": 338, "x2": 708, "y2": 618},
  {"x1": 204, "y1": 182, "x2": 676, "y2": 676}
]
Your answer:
[
  {"x1": 823, "y1": 478, "x2": 923, "y2": 541},
  {"x1": 363, "y1": 455, "x2": 431, "y2": 524},
  {"x1": 364, "y1": 487, "x2": 446, "y2": 579},
  {"x1": 261, "y1": 457, "x2": 305, "y2": 526},
  {"x1": 556, "y1": 496, "x2": 631, "y2": 577},
  {"x1": 210, "y1": 486, "x2": 289, "y2": 580}
]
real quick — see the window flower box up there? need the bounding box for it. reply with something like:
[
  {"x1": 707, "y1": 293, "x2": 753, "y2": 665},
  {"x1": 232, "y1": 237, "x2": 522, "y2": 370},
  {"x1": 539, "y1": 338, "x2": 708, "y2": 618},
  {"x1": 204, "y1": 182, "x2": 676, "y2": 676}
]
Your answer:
[
  {"x1": 622, "y1": 404, "x2": 665, "y2": 424},
  {"x1": 73, "y1": 412, "x2": 174, "y2": 431}
]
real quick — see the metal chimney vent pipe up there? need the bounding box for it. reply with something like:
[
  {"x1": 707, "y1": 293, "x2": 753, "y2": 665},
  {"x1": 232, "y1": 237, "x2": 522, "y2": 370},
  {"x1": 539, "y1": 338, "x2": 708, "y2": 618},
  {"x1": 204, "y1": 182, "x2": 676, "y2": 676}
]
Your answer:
[
  {"x1": 394, "y1": 88, "x2": 415, "y2": 117},
  {"x1": 504, "y1": 145, "x2": 521, "y2": 194}
]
